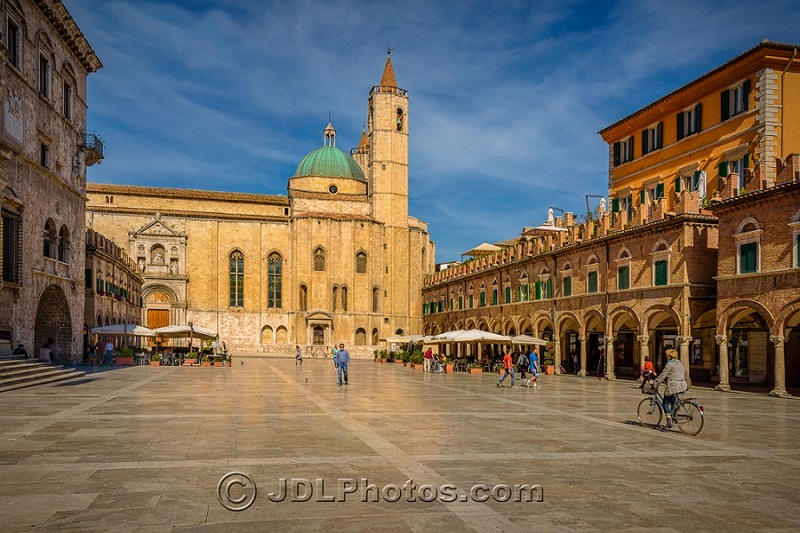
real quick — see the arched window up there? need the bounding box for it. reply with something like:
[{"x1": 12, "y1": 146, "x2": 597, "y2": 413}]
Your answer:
[
  {"x1": 341, "y1": 286, "x2": 348, "y2": 311},
  {"x1": 356, "y1": 252, "x2": 367, "y2": 273},
  {"x1": 332, "y1": 286, "x2": 338, "y2": 312},
  {"x1": 314, "y1": 247, "x2": 325, "y2": 271},
  {"x1": 58, "y1": 225, "x2": 70, "y2": 263},
  {"x1": 355, "y1": 328, "x2": 366, "y2": 345},
  {"x1": 371, "y1": 328, "x2": 379, "y2": 345},
  {"x1": 372, "y1": 287, "x2": 379, "y2": 313},
  {"x1": 229, "y1": 251, "x2": 244, "y2": 307},
  {"x1": 43, "y1": 219, "x2": 56, "y2": 258},
  {"x1": 267, "y1": 253, "x2": 282, "y2": 308},
  {"x1": 396, "y1": 108, "x2": 404, "y2": 131},
  {"x1": 299, "y1": 284, "x2": 308, "y2": 311}
]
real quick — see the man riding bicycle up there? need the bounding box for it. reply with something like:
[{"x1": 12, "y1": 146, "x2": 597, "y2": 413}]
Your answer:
[{"x1": 651, "y1": 348, "x2": 687, "y2": 428}]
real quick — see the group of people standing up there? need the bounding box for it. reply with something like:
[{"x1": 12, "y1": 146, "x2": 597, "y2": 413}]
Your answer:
[{"x1": 497, "y1": 347, "x2": 541, "y2": 388}]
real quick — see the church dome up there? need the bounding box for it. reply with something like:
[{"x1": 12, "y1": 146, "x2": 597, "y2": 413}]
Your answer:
[{"x1": 293, "y1": 122, "x2": 366, "y2": 181}]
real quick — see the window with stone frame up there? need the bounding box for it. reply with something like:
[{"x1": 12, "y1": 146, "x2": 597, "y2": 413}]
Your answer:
[
  {"x1": 267, "y1": 253, "x2": 282, "y2": 308},
  {"x1": 6, "y1": 16, "x2": 21, "y2": 70},
  {"x1": 563, "y1": 275, "x2": 572, "y2": 297},
  {"x1": 1, "y1": 210, "x2": 22, "y2": 284},
  {"x1": 616, "y1": 247, "x2": 632, "y2": 290},
  {"x1": 58, "y1": 225, "x2": 70, "y2": 263},
  {"x1": 229, "y1": 251, "x2": 244, "y2": 308},
  {"x1": 356, "y1": 252, "x2": 367, "y2": 273},
  {"x1": 299, "y1": 284, "x2": 308, "y2": 311},
  {"x1": 734, "y1": 218, "x2": 762, "y2": 275},
  {"x1": 641, "y1": 122, "x2": 663, "y2": 156},
  {"x1": 676, "y1": 103, "x2": 702, "y2": 140},
  {"x1": 341, "y1": 286, "x2": 348, "y2": 312},
  {"x1": 43, "y1": 219, "x2": 57, "y2": 258},
  {"x1": 38, "y1": 50, "x2": 52, "y2": 99},
  {"x1": 372, "y1": 286, "x2": 379, "y2": 313},
  {"x1": 313, "y1": 247, "x2": 325, "y2": 271},
  {"x1": 332, "y1": 286, "x2": 338, "y2": 312},
  {"x1": 720, "y1": 79, "x2": 750, "y2": 121},
  {"x1": 613, "y1": 135, "x2": 635, "y2": 166}
]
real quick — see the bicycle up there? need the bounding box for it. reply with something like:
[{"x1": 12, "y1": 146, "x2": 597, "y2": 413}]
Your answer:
[{"x1": 637, "y1": 381, "x2": 704, "y2": 435}]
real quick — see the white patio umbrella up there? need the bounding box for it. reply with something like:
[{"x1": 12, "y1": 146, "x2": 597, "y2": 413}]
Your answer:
[
  {"x1": 154, "y1": 324, "x2": 217, "y2": 340},
  {"x1": 510, "y1": 334, "x2": 548, "y2": 346},
  {"x1": 450, "y1": 329, "x2": 511, "y2": 343},
  {"x1": 91, "y1": 324, "x2": 155, "y2": 336}
]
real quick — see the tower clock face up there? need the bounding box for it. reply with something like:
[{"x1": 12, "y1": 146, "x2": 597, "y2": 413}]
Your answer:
[{"x1": 328, "y1": 185, "x2": 338, "y2": 194}]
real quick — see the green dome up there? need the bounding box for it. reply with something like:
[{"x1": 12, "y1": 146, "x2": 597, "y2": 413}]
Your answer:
[{"x1": 293, "y1": 145, "x2": 366, "y2": 181}]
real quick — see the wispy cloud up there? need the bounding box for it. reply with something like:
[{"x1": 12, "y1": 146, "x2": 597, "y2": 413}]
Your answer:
[{"x1": 65, "y1": 0, "x2": 800, "y2": 260}]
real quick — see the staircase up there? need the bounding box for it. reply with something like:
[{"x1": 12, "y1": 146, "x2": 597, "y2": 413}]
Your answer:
[{"x1": 0, "y1": 357, "x2": 86, "y2": 393}]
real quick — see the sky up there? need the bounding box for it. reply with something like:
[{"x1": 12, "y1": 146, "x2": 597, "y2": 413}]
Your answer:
[{"x1": 64, "y1": 0, "x2": 800, "y2": 262}]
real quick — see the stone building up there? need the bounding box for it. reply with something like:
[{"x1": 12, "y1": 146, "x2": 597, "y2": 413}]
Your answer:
[
  {"x1": 84, "y1": 228, "x2": 143, "y2": 352},
  {"x1": 422, "y1": 41, "x2": 800, "y2": 392},
  {"x1": 86, "y1": 56, "x2": 434, "y2": 357},
  {"x1": 0, "y1": 0, "x2": 102, "y2": 359}
]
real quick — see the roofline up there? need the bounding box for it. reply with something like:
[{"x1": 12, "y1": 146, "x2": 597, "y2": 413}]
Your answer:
[
  {"x1": 36, "y1": 0, "x2": 103, "y2": 73},
  {"x1": 598, "y1": 40, "x2": 800, "y2": 136},
  {"x1": 86, "y1": 183, "x2": 290, "y2": 205}
]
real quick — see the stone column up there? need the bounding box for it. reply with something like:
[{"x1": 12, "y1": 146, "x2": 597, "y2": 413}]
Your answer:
[
  {"x1": 578, "y1": 335, "x2": 587, "y2": 377},
  {"x1": 769, "y1": 335, "x2": 790, "y2": 398},
  {"x1": 715, "y1": 335, "x2": 730, "y2": 391},
  {"x1": 678, "y1": 336, "x2": 692, "y2": 388},
  {"x1": 638, "y1": 335, "x2": 650, "y2": 381},
  {"x1": 554, "y1": 332, "x2": 562, "y2": 374},
  {"x1": 605, "y1": 336, "x2": 616, "y2": 380}
]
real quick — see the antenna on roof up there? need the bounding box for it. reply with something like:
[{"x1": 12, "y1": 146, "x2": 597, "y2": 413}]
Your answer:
[
  {"x1": 328, "y1": 110, "x2": 331, "y2": 123},
  {"x1": 387, "y1": 41, "x2": 393, "y2": 55}
]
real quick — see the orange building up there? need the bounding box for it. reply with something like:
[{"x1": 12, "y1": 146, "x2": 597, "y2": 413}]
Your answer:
[{"x1": 600, "y1": 40, "x2": 800, "y2": 223}]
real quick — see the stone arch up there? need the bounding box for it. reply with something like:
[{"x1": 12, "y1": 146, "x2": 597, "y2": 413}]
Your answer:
[
  {"x1": 34, "y1": 285, "x2": 73, "y2": 362},
  {"x1": 355, "y1": 328, "x2": 366, "y2": 345},
  {"x1": 465, "y1": 318, "x2": 478, "y2": 329},
  {"x1": 735, "y1": 216, "x2": 762, "y2": 234},
  {"x1": 643, "y1": 304, "x2": 683, "y2": 332},
  {"x1": 616, "y1": 245, "x2": 632, "y2": 260},
  {"x1": 718, "y1": 300, "x2": 775, "y2": 335},
  {"x1": 775, "y1": 299, "x2": 800, "y2": 334},
  {"x1": 609, "y1": 306, "x2": 641, "y2": 332},
  {"x1": 518, "y1": 317, "x2": 532, "y2": 335},
  {"x1": 261, "y1": 325, "x2": 275, "y2": 344},
  {"x1": 501, "y1": 317, "x2": 516, "y2": 336},
  {"x1": 651, "y1": 236, "x2": 671, "y2": 253},
  {"x1": 488, "y1": 318, "x2": 502, "y2": 334},
  {"x1": 371, "y1": 328, "x2": 378, "y2": 345},
  {"x1": 276, "y1": 326, "x2": 288, "y2": 343}
]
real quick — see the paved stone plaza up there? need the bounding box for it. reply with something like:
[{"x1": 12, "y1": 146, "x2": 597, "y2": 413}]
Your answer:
[{"x1": 0, "y1": 358, "x2": 798, "y2": 532}]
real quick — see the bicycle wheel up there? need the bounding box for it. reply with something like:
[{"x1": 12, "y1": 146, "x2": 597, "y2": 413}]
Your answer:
[
  {"x1": 674, "y1": 401, "x2": 704, "y2": 435},
  {"x1": 637, "y1": 397, "x2": 663, "y2": 427}
]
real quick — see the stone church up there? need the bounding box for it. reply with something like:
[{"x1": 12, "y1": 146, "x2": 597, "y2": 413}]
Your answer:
[{"x1": 86, "y1": 56, "x2": 434, "y2": 356}]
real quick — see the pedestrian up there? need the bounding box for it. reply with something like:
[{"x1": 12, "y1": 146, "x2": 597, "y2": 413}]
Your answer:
[
  {"x1": 640, "y1": 355, "x2": 656, "y2": 380},
  {"x1": 104, "y1": 340, "x2": 114, "y2": 366},
  {"x1": 12, "y1": 343, "x2": 29, "y2": 358},
  {"x1": 332, "y1": 344, "x2": 339, "y2": 360},
  {"x1": 571, "y1": 350, "x2": 579, "y2": 374},
  {"x1": 423, "y1": 347, "x2": 433, "y2": 372},
  {"x1": 335, "y1": 343, "x2": 350, "y2": 386},
  {"x1": 86, "y1": 344, "x2": 97, "y2": 365},
  {"x1": 496, "y1": 350, "x2": 515, "y2": 387},
  {"x1": 526, "y1": 347, "x2": 540, "y2": 388},
  {"x1": 38, "y1": 343, "x2": 52, "y2": 364},
  {"x1": 295, "y1": 345, "x2": 303, "y2": 365},
  {"x1": 516, "y1": 351, "x2": 528, "y2": 380}
]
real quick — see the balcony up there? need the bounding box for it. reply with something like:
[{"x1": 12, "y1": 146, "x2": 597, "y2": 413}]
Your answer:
[{"x1": 80, "y1": 131, "x2": 104, "y2": 166}]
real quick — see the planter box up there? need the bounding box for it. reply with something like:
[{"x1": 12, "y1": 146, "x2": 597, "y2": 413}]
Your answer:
[
  {"x1": 214, "y1": 362, "x2": 225, "y2": 367},
  {"x1": 374, "y1": 358, "x2": 380, "y2": 362},
  {"x1": 445, "y1": 364, "x2": 454, "y2": 373},
  {"x1": 150, "y1": 361, "x2": 160, "y2": 367},
  {"x1": 395, "y1": 359, "x2": 404, "y2": 364},
  {"x1": 184, "y1": 359, "x2": 197, "y2": 365},
  {"x1": 115, "y1": 357, "x2": 134, "y2": 366},
  {"x1": 201, "y1": 361, "x2": 212, "y2": 367},
  {"x1": 468, "y1": 368, "x2": 482, "y2": 375},
  {"x1": 380, "y1": 359, "x2": 386, "y2": 363},
  {"x1": 544, "y1": 365, "x2": 555, "y2": 376}
]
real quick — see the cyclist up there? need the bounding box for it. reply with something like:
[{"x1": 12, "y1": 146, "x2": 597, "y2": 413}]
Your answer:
[{"x1": 652, "y1": 348, "x2": 687, "y2": 428}]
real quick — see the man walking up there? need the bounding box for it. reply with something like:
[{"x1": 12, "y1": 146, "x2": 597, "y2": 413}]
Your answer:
[
  {"x1": 423, "y1": 347, "x2": 433, "y2": 372},
  {"x1": 335, "y1": 343, "x2": 350, "y2": 386},
  {"x1": 526, "y1": 347, "x2": 540, "y2": 388},
  {"x1": 497, "y1": 350, "x2": 515, "y2": 388}
]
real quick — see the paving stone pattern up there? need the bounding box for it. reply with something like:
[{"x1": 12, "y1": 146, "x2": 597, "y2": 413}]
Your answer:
[{"x1": 1, "y1": 359, "x2": 799, "y2": 532}]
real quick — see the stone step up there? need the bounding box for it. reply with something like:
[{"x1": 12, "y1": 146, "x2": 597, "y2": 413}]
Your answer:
[{"x1": 0, "y1": 361, "x2": 86, "y2": 393}]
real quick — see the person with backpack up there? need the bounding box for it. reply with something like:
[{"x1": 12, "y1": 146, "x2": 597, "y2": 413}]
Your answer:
[{"x1": 516, "y1": 351, "x2": 528, "y2": 380}]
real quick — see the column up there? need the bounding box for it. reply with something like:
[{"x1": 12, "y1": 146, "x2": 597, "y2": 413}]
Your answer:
[
  {"x1": 578, "y1": 335, "x2": 587, "y2": 377},
  {"x1": 715, "y1": 335, "x2": 730, "y2": 391},
  {"x1": 605, "y1": 336, "x2": 616, "y2": 380},
  {"x1": 678, "y1": 336, "x2": 692, "y2": 388},
  {"x1": 554, "y1": 332, "x2": 562, "y2": 374},
  {"x1": 769, "y1": 336, "x2": 790, "y2": 398},
  {"x1": 638, "y1": 335, "x2": 650, "y2": 381}
]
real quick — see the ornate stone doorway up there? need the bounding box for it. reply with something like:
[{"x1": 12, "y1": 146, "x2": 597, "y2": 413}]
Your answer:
[{"x1": 34, "y1": 285, "x2": 73, "y2": 362}]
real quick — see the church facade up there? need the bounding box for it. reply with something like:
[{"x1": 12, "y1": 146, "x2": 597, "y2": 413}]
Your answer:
[{"x1": 86, "y1": 57, "x2": 434, "y2": 356}]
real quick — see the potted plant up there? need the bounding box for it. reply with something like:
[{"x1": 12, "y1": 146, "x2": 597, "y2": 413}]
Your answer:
[
  {"x1": 373, "y1": 349, "x2": 381, "y2": 363},
  {"x1": 467, "y1": 363, "x2": 482, "y2": 375},
  {"x1": 150, "y1": 353, "x2": 162, "y2": 367},
  {"x1": 115, "y1": 347, "x2": 134, "y2": 366},
  {"x1": 442, "y1": 355, "x2": 454, "y2": 374},
  {"x1": 410, "y1": 350, "x2": 424, "y2": 370},
  {"x1": 394, "y1": 351, "x2": 405, "y2": 364},
  {"x1": 226, "y1": 353, "x2": 232, "y2": 367},
  {"x1": 201, "y1": 355, "x2": 212, "y2": 367},
  {"x1": 542, "y1": 354, "x2": 555, "y2": 375},
  {"x1": 183, "y1": 353, "x2": 197, "y2": 365},
  {"x1": 213, "y1": 355, "x2": 225, "y2": 367}
]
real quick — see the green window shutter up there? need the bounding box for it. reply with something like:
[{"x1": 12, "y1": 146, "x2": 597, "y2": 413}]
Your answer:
[
  {"x1": 654, "y1": 260, "x2": 668, "y2": 286},
  {"x1": 641, "y1": 130, "x2": 649, "y2": 156},
  {"x1": 618, "y1": 266, "x2": 629, "y2": 290},
  {"x1": 693, "y1": 171, "x2": 701, "y2": 191},
  {"x1": 640, "y1": 189, "x2": 646, "y2": 204},
  {"x1": 613, "y1": 142, "x2": 621, "y2": 166},
  {"x1": 676, "y1": 112, "x2": 685, "y2": 140},
  {"x1": 479, "y1": 292, "x2": 485, "y2": 307},
  {"x1": 656, "y1": 122, "x2": 663, "y2": 149},
  {"x1": 744, "y1": 153, "x2": 750, "y2": 170},
  {"x1": 743, "y1": 79, "x2": 751, "y2": 111},
  {"x1": 535, "y1": 281, "x2": 541, "y2": 300},
  {"x1": 587, "y1": 271, "x2": 598, "y2": 293},
  {"x1": 611, "y1": 198, "x2": 620, "y2": 213},
  {"x1": 469, "y1": 295, "x2": 474, "y2": 309},
  {"x1": 505, "y1": 286, "x2": 511, "y2": 303},
  {"x1": 739, "y1": 242, "x2": 758, "y2": 273},
  {"x1": 492, "y1": 289, "x2": 498, "y2": 305},
  {"x1": 523, "y1": 284, "x2": 529, "y2": 301},
  {"x1": 563, "y1": 276, "x2": 572, "y2": 297},
  {"x1": 720, "y1": 89, "x2": 730, "y2": 122},
  {"x1": 694, "y1": 103, "x2": 702, "y2": 133},
  {"x1": 656, "y1": 182, "x2": 664, "y2": 199},
  {"x1": 718, "y1": 161, "x2": 729, "y2": 178},
  {"x1": 674, "y1": 177, "x2": 681, "y2": 193},
  {"x1": 422, "y1": 303, "x2": 427, "y2": 315}
]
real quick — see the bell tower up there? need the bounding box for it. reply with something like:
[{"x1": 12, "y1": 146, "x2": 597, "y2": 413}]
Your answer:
[{"x1": 367, "y1": 52, "x2": 411, "y2": 333}]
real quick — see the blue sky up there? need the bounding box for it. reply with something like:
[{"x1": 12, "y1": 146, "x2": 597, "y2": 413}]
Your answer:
[{"x1": 65, "y1": 0, "x2": 800, "y2": 262}]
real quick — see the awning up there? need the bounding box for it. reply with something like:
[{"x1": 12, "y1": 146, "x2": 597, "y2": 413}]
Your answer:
[{"x1": 91, "y1": 324, "x2": 155, "y2": 336}]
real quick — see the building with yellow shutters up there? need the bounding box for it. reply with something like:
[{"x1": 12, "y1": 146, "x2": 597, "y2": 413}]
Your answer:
[
  {"x1": 600, "y1": 40, "x2": 800, "y2": 221},
  {"x1": 86, "y1": 55, "x2": 434, "y2": 357}
]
